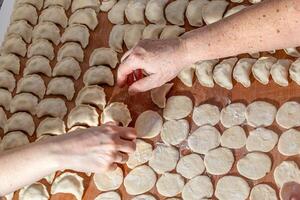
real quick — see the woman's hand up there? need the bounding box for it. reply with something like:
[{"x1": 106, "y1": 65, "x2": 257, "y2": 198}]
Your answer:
[
  {"x1": 117, "y1": 38, "x2": 189, "y2": 94},
  {"x1": 48, "y1": 125, "x2": 136, "y2": 173}
]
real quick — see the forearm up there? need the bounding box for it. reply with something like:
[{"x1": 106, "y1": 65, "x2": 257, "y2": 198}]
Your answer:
[
  {"x1": 0, "y1": 140, "x2": 60, "y2": 196},
  {"x1": 181, "y1": 0, "x2": 300, "y2": 63}
]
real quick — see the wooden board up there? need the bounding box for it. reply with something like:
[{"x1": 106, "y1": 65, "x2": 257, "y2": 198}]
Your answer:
[{"x1": 1, "y1": 1, "x2": 300, "y2": 199}]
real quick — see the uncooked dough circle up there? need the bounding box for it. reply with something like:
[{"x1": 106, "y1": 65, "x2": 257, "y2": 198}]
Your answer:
[
  {"x1": 215, "y1": 176, "x2": 250, "y2": 200},
  {"x1": 237, "y1": 152, "x2": 272, "y2": 180},
  {"x1": 220, "y1": 103, "x2": 246, "y2": 128},
  {"x1": 188, "y1": 125, "x2": 221, "y2": 154},
  {"x1": 278, "y1": 129, "x2": 300, "y2": 156},
  {"x1": 176, "y1": 153, "x2": 205, "y2": 179},
  {"x1": 132, "y1": 194, "x2": 156, "y2": 200},
  {"x1": 204, "y1": 147, "x2": 234, "y2": 175},
  {"x1": 274, "y1": 161, "x2": 300, "y2": 187},
  {"x1": 93, "y1": 166, "x2": 123, "y2": 191},
  {"x1": 156, "y1": 173, "x2": 185, "y2": 197},
  {"x1": 246, "y1": 101, "x2": 277, "y2": 127},
  {"x1": 94, "y1": 191, "x2": 121, "y2": 200},
  {"x1": 135, "y1": 110, "x2": 163, "y2": 139},
  {"x1": 163, "y1": 95, "x2": 193, "y2": 120},
  {"x1": 276, "y1": 101, "x2": 300, "y2": 129},
  {"x1": 249, "y1": 184, "x2": 277, "y2": 200},
  {"x1": 246, "y1": 127, "x2": 278, "y2": 152},
  {"x1": 124, "y1": 165, "x2": 157, "y2": 195},
  {"x1": 192, "y1": 104, "x2": 220, "y2": 126},
  {"x1": 126, "y1": 139, "x2": 153, "y2": 169},
  {"x1": 182, "y1": 176, "x2": 213, "y2": 200},
  {"x1": 161, "y1": 119, "x2": 189, "y2": 145},
  {"x1": 220, "y1": 126, "x2": 247, "y2": 149}
]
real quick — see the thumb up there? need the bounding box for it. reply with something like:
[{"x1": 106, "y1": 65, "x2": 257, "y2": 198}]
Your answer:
[{"x1": 128, "y1": 74, "x2": 160, "y2": 94}]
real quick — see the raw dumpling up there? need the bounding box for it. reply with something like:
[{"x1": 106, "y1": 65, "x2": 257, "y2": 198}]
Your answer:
[
  {"x1": 213, "y1": 57, "x2": 238, "y2": 90},
  {"x1": 276, "y1": 101, "x2": 300, "y2": 129},
  {"x1": 44, "y1": 0, "x2": 72, "y2": 10},
  {"x1": 0, "y1": 70, "x2": 15, "y2": 92},
  {"x1": 83, "y1": 66, "x2": 114, "y2": 86},
  {"x1": 202, "y1": 0, "x2": 229, "y2": 25},
  {"x1": 32, "y1": 22, "x2": 61, "y2": 45},
  {"x1": 246, "y1": 128, "x2": 278, "y2": 152},
  {"x1": 69, "y1": 8, "x2": 98, "y2": 30},
  {"x1": 37, "y1": 98, "x2": 68, "y2": 119},
  {"x1": 278, "y1": 129, "x2": 300, "y2": 156},
  {"x1": 75, "y1": 85, "x2": 106, "y2": 110},
  {"x1": 89, "y1": 48, "x2": 118, "y2": 68},
  {"x1": 163, "y1": 96, "x2": 193, "y2": 120},
  {"x1": 4, "y1": 112, "x2": 35, "y2": 136},
  {"x1": 108, "y1": 0, "x2": 129, "y2": 24},
  {"x1": 19, "y1": 183, "x2": 49, "y2": 200},
  {"x1": 135, "y1": 110, "x2": 163, "y2": 138},
  {"x1": 0, "y1": 54, "x2": 20, "y2": 74},
  {"x1": 289, "y1": 58, "x2": 300, "y2": 85},
  {"x1": 51, "y1": 172, "x2": 84, "y2": 200},
  {"x1": 284, "y1": 47, "x2": 300, "y2": 57},
  {"x1": 176, "y1": 154, "x2": 205, "y2": 179},
  {"x1": 145, "y1": 0, "x2": 168, "y2": 24},
  {"x1": 71, "y1": 0, "x2": 100, "y2": 13},
  {"x1": 224, "y1": 5, "x2": 247, "y2": 18},
  {"x1": 142, "y1": 24, "x2": 165, "y2": 39},
  {"x1": 27, "y1": 39, "x2": 55, "y2": 60},
  {"x1": 270, "y1": 59, "x2": 292, "y2": 86},
  {"x1": 95, "y1": 192, "x2": 121, "y2": 200},
  {"x1": 126, "y1": 139, "x2": 153, "y2": 169},
  {"x1": 161, "y1": 119, "x2": 189, "y2": 145},
  {"x1": 15, "y1": 0, "x2": 44, "y2": 10},
  {"x1": 125, "y1": 0, "x2": 148, "y2": 24},
  {"x1": 0, "y1": 131, "x2": 29, "y2": 151},
  {"x1": 220, "y1": 103, "x2": 246, "y2": 128},
  {"x1": 61, "y1": 24, "x2": 90, "y2": 48},
  {"x1": 16, "y1": 74, "x2": 46, "y2": 99},
  {"x1": 53, "y1": 57, "x2": 81, "y2": 80},
  {"x1": 11, "y1": 4, "x2": 38, "y2": 25},
  {"x1": 274, "y1": 161, "x2": 300, "y2": 188},
  {"x1": 57, "y1": 42, "x2": 84, "y2": 62},
  {"x1": 124, "y1": 24, "x2": 145, "y2": 49},
  {"x1": 0, "y1": 89, "x2": 12, "y2": 111},
  {"x1": 101, "y1": 102, "x2": 132, "y2": 126},
  {"x1": 246, "y1": 101, "x2": 277, "y2": 127},
  {"x1": 24, "y1": 56, "x2": 52, "y2": 77},
  {"x1": 10, "y1": 93, "x2": 38, "y2": 115},
  {"x1": 195, "y1": 59, "x2": 219, "y2": 87},
  {"x1": 165, "y1": 0, "x2": 188, "y2": 26},
  {"x1": 67, "y1": 105, "x2": 99, "y2": 128},
  {"x1": 47, "y1": 77, "x2": 75, "y2": 101},
  {"x1": 109, "y1": 24, "x2": 128, "y2": 53},
  {"x1": 39, "y1": 6, "x2": 68, "y2": 28},
  {"x1": 252, "y1": 56, "x2": 277, "y2": 85},
  {"x1": 6, "y1": 20, "x2": 33, "y2": 43},
  {"x1": 1, "y1": 35, "x2": 27, "y2": 57},
  {"x1": 93, "y1": 166, "x2": 123, "y2": 191},
  {"x1": 100, "y1": 0, "x2": 117, "y2": 12},
  {"x1": 192, "y1": 104, "x2": 220, "y2": 126},
  {"x1": 0, "y1": 107, "x2": 7, "y2": 129},
  {"x1": 186, "y1": 0, "x2": 209, "y2": 27},
  {"x1": 177, "y1": 66, "x2": 195, "y2": 87},
  {"x1": 233, "y1": 58, "x2": 256, "y2": 88},
  {"x1": 150, "y1": 83, "x2": 173, "y2": 108},
  {"x1": 37, "y1": 117, "x2": 66, "y2": 138},
  {"x1": 182, "y1": 175, "x2": 213, "y2": 200},
  {"x1": 156, "y1": 173, "x2": 185, "y2": 197},
  {"x1": 160, "y1": 25, "x2": 185, "y2": 39}
]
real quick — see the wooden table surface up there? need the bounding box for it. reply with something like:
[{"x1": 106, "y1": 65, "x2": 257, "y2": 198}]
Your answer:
[{"x1": 2, "y1": 0, "x2": 300, "y2": 199}]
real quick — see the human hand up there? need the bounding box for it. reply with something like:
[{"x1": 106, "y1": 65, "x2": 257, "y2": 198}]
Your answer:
[
  {"x1": 49, "y1": 125, "x2": 136, "y2": 173},
  {"x1": 117, "y1": 38, "x2": 189, "y2": 94}
]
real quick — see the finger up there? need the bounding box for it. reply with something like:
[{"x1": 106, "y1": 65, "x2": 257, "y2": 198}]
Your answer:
[
  {"x1": 128, "y1": 74, "x2": 161, "y2": 94},
  {"x1": 105, "y1": 163, "x2": 118, "y2": 171},
  {"x1": 117, "y1": 58, "x2": 141, "y2": 87},
  {"x1": 117, "y1": 139, "x2": 136, "y2": 153},
  {"x1": 121, "y1": 48, "x2": 133, "y2": 62},
  {"x1": 114, "y1": 152, "x2": 129, "y2": 164},
  {"x1": 118, "y1": 127, "x2": 137, "y2": 140}
]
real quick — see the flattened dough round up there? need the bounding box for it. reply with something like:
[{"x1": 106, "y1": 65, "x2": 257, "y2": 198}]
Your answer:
[
  {"x1": 192, "y1": 104, "x2": 220, "y2": 126},
  {"x1": 132, "y1": 195, "x2": 156, "y2": 200},
  {"x1": 237, "y1": 152, "x2": 272, "y2": 180},
  {"x1": 188, "y1": 125, "x2": 221, "y2": 154},
  {"x1": 204, "y1": 147, "x2": 234, "y2": 175},
  {"x1": 246, "y1": 101, "x2": 277, "y2": 127},
  {"x1": 176, "y1": 153, "x2": 205, "y2": 179},
  {"x1": 278, "y1": 129, "x2": 300, "y2": 156},
  {"x1": 274, "y1": 161, "x2": 300, "y2": 187},
  {"x1": 221, "y1": 126, "x2": 247, "y2": 149},
  {"x1": 246, "y1": 128, "x2": 278, "y2": 152},
  {"x1": 93, "y1": 166, "x2": 123, "y2": 191},
  {"x1": 156, "y1": 173, "x2": 185, "y2": 197},
  {"x1": 220, "y1": 103, "x2": 246, "y2": 128},
  {"x1": 148, "y1": 144, "x2": 179, "y2": 174},
  {"x1": 124, "y1": 165, "x2": 157, "y2": 195},
  {"x1": 135, "y1": 110, "x2": 163, "y2": 138},
  {"x1": 250, "y1": 184, "x2": 277, "y2": 200},
  {"x1": 215, "y1": 176, "x2": 250, "y2": 200},
  {"x1": 95, "y1": 191, "x2": 121, "y2": 200},
  {"x1": 276, "y1": 101, "x2": 300, "y2": 129},
  {"x1": 163, "y1": 96, "x2": 193, "y2": 120},
  {"x1": 182, "y1": 176, "x2": 213, "y2": 200},
  {"x1": 161, "y1": 119, "x2": 189, "y2": 145},
  {"x1": 126, "y1": 139, "x2": 153, "y2": 169}
]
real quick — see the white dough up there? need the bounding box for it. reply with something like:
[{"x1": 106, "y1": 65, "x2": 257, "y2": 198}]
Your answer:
[
  {"x1": 163, "y1": 96, "x2": 193, "y2": 120},
  {"x1": 182, "y1": 176, "x2": 213, "y2": 200},
  {"x1": 176, "y1": 153, "x2": 205, "y2": 179},
  {"x1": 93, "y1": 166, "x2": 123, "y2": 191},
  {"x1": 188, "y1": 125, "x2": 221, "y2": 154},
  {"x1": 213, "y1": 57, "x2": 238, "y2": 90},
  {"x1": 202, "y1": 0, "x2": 229, "y2": 25},
  {"x1": 19, "y1": 183, "x2": 49, "y2": 200},
  {"x1": 148, "y1": 144, "x2": 179, "y2": 174},
  {"x1": 126, "y1": 139, "x2": 153, "y2": 169},
  {"x1": 145, "y1": 0, "x2": 168, "y2": 24},
  {"x1": 215, "y1": 176, "x2": 250, "y2": 200},
  {"x1": 270, "y1": 59, "x2": 292, "y2": 86},
  {"x1": 289, "y1": 58, "x2": 300, "y2": 85},
  {"x1": 177, "y1": 66, "x2": 195, "y2": 87},
  {"x1": 224, "y1": 5, "x2": 247, "y2": 18},
  {"x1": 165, "y1": 0, "x2": 188, "y2": 26},
  {"x1": 274, "y1": 161, "x2": 300, "y2": 188},
  {"x1": 161, "y1": 119, "x2": 189, "y2": 145},
  {"x1": 132, "y1": 195, "x2": 156, "y2": 200},
  {"x1": 192, "y1": 104, "x2": 220, "y2": 126},
  {"x1": 135, "y1": 110, "x2": 163, "y2": 139},
  {"x1": 276, "y1": 101, "x2": 300, "y2": 129},
  {"x1": 220, "y1": 103, "x2": 246, "y2": 128},
  {"x1": 94, "y1": 191, "x2": 121, "y2": 200},
  {"x1": 252, "y1": 56, "x2": 277, "y2": 85},
  {"x1": 124, "y1": 165, "x2": 157, "y2": 195},
  {"x1": 204, "y1": 147, "x2": 234, "y2": 175},
  {"x1": 156, "y1": 173, "x2": 185, "y2": 197},
  {"x1": 233, "y1": 58, "x2": 256, "y2": 88},
  {"x1": 250, "y1": 184, "x2": 277, "y2": 200},
  {"x1": 246, "y1": 101, "x2": 277, "y2": 127},
  {"x1": 246, "y1": 127, "x2": 278, "y2": 152},
  {"x1": 284, "y1": 47, "x2": 300, "y2": 57},
  {"x1": 195, "y1": 59, "x2": 219, "y2": 87},
  {"x1": 186, "y1": 0, "x2": 209, "y2": 27},
  {"x1": 278, "y1": 129, "x2": 300, "y2": 156},
  {"x1": 150, "y1": 83, "x2": 173, "y2": 108},
  {"x1": 220, "y1": 126, "x2": 247, "y2": 149}
]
